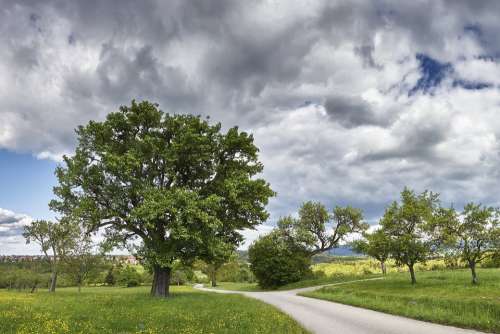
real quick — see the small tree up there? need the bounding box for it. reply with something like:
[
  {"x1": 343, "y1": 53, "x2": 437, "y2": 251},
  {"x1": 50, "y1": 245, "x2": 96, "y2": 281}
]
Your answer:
[
  {"x1": 435, "y1": 203, "x2": 499, "y2": 284},
  {"x1": 380, "y1": 188, "x2": 439, "y2": 284},
  {"x1": 248, "y1": 231, "x2": 311, "y2": 289},
  {"x1": 352, "y1": 229, "x2": 391, "y2": 275},
  {"x1": 23, "y1": 219, "x2": 77, "y2": 292},
  {"x1": 201, "y1": 240, "x2": 235, "y2": 287},
  {"x1": 278, "y1": 201, "x2": 367, "y2": 256},
  {"x1": 62, "y1": 228, "x2": 103, "y2": 292},
  {"x1": 104, "y1": 267, "x2": 116, "y2": 286}
]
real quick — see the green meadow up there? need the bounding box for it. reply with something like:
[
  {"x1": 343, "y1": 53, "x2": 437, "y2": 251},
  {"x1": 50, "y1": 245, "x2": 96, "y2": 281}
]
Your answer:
[{"x1": 0, "y1": 286, "x2": 308, "y2": 334}]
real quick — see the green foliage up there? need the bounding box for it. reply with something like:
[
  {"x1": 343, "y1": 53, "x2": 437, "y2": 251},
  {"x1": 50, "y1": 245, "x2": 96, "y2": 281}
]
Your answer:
[
  {"x1": 352, "y1": 229, "x2": 391, "y2": 274},
  {"x1": 50, "y1": 100, "x2": 274, "y2": 295},
  {"x1": 302, "y1": 269, "x2": 500, "y2": 333},
  {"x1": 104, "y1": 267, "x2": 116, "y2": 286},
  {"x1": 61, "y1": 225, "x2": 105, "y2": 290},
  {"x1": 23, "y1": 219, "x2": 81, "y2": 292},
  {"x1": 115, "y1": 265, "x2": 143, "y2": 287},
  {"x1": 0, "y1": 286, "x2": 307, "y2": 333},
  {"x1": 248, "y1": 231, "x2": 311, "y2": 289},
  {"x1": 170, "y1": 270, "x2": 188, "y2": 285},
  {"x1": 380, "y1": 188, "x2": 440, "y2": 284},
  {"x1": 23, "y1": 220, "x2": 78, "y2": 259},
  {"x1": 0, "y1": 269, "x2": 49, "y2": 291},
  {"x1": 217, "y1": 260, "x2": 255, "y2": 283},
  {"x1": 481, "y1": 251, "x2": 500, "y2": 268},
  {"x1": 278, "y1": 202, "x2": 367, "y2": 256},
  {"x1": 431, "y1": 202, "x2": 500, "y2": 283}
]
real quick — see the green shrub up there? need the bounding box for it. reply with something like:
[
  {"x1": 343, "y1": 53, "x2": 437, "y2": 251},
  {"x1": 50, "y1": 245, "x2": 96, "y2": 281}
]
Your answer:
[
  {"x1": 126, "y1": 279, "x2": 140, "y2": 287},
  {"x1": 104, "y1": 268, "x2": 116, "y2": 286},
  {"x1": 249, "y1": 231, "x2": 311, "y2": 289},
  {"x1": 116, "y1": 265, "x2": 142, "y2": 287},
  {"x1": 170, "y1": 270, "x2": 188, "y2": 285}
]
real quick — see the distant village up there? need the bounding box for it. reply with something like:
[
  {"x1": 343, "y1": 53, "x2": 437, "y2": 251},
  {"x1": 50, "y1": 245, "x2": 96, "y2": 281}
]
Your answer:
[{"x1": 0, "y1": 255, "x2": 139, "y2": 265}]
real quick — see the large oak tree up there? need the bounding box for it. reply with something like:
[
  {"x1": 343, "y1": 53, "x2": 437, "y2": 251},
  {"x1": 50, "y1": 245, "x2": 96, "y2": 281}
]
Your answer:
[{"x1": 50, "y1": 101, "x2": 274, "y2": 297}]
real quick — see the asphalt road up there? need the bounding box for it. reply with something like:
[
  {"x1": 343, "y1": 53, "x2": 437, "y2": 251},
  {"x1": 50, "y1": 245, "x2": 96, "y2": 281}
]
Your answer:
[{"x1": 194, "y1": 279, "x2": 484, "y2": 334}]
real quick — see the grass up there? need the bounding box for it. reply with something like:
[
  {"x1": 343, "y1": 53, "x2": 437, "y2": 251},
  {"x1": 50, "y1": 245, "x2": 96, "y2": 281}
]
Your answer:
[
  {"x1": 211, "y1": 273, "x2": 380, "y2": 292},
  {"x1": 0, "y1": 286, "x2": 308, "y2": 334},
  {"x1": 301, "y1": 268, "x2": 500, "y2": 333}
]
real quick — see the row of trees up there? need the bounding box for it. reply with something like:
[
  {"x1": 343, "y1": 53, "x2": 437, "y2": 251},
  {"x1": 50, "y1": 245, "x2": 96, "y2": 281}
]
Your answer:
[
  {"x1": 249, "y1": 188, "x2": 499, "y2": 288},
  {"x1": 0, "y1": 258, "x2": 146, "y2": 291},
  {"x1": 354, "y1": 188, "x2": 500, "y2": 284}
]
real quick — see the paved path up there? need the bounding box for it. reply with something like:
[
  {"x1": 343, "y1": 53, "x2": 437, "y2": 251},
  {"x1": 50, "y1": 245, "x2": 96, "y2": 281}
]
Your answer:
[{"x1": 194, "y1": 279, "x2": 484, "y2": 334}]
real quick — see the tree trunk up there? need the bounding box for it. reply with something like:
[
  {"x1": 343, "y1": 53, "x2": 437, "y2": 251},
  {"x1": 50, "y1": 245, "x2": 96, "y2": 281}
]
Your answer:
[
  {"x1": 380, "y1": 261, "x2": 387, "y2": 275},
  {"x1": 49, "y1": 270, "x2": 58, "y2": 292},
  {"x1": 408, "y1": 264, "x2": 416, "y2": 284},
  {"x1": 151, "y1": 266, "x2": 171, "y2": 297},
  {"x1": 469, "y1": 261, "x2": 478, "y2": 284},
  {"x1": 211, "y1": 270, "x2": 217, "y2": 287}
]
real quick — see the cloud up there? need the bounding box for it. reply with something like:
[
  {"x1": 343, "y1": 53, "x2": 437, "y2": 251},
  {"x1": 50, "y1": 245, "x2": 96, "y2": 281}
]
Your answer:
[
  {"x1": 0, "y1": 208, "x2": 32, "y2": 237},
  {"x1": 0, "y1": 208, "x2": 37, "y2": 254},
  {"x1": 324, "y1": 94, "x2": 385, "y2": 128},
  {"x1": 2, "y1": 0, "x2": 500, "y2": 250}
]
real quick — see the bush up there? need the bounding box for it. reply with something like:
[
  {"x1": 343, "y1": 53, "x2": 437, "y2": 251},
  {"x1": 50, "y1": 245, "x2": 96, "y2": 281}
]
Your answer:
[
  {"x1": 116, "y1": 265, "x2": 143, "y2": 287},
  {"x1": 170, "y1": 270, "x2": 188, "y2": 285},
  {"x1": 126, "y1": 279, "x2": 140, "y2": 287},
  {"x1": 104, "y1": 268, "x2": 116, "y2": 286},
  {"x1": 217, "y1": 261, "x2": 255, "y2": 283},
  {"x1": 249, "y1": 231, "x2": 311, "y2": 289}
]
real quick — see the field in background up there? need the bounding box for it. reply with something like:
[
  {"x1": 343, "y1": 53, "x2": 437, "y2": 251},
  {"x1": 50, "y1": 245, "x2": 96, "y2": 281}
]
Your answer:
[
  {"x1": 0, "y1": 286, "x2": 308, "y2": 334},
  {"x1": 312, "y1": 257, "x2": 460, "y2": 277},
  {"x1": 211, "y1": 257, "x2": 454, "y2": 291},
  {"x1": 301, "y1": 268, "x2": 500, "y2": 333}
]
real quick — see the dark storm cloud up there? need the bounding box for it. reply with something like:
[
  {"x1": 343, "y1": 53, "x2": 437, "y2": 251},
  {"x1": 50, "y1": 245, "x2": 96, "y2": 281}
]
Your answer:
[
  {"x1": 324, "y1": 95, "x2": 384, "y2": 128},
  {"x1": 2, "y1": 0, "x2": 500, "y2": 249}
]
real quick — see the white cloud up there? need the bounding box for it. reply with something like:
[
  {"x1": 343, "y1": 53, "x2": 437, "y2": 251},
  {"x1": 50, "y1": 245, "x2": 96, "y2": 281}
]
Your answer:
[{"x1": 0, "y1": 208, "x2": 38, "y2": 254}]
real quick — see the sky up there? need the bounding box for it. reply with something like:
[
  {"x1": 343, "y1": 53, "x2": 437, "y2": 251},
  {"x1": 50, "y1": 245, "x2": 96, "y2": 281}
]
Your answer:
[{"x1": 2, "y1": 0, "x2": 500, "y2": 254}]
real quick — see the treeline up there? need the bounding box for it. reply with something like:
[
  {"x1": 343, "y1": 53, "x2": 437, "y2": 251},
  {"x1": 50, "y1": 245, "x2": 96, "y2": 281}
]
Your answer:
[
  {"x1": 248, "y1": 187, "x2": 500, "y2": 288},
  {"x1": 353, "y1": 188, "x2": 500, "y2": 284},
  {"x1": 0, "y1": 255, "x2": 255, "y2": 292}
]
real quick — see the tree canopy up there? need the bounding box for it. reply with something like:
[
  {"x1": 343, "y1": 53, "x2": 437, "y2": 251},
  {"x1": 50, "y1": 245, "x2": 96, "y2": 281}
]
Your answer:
[
  {"x1": 379, "y1": 188, "x2": 439, "y2": 284},
  {"x1": 432, "y1": 203, "x2": 500, "y2": 284},
  {"x1": 50, "y1": 100, "x2": 274, "y2": 296},
  {"x1": 277, "y1": 201, "x2": 367, "y2": 256},
  {"x1": 352, "y1": 229, "x2": 391, "y2": 274}
]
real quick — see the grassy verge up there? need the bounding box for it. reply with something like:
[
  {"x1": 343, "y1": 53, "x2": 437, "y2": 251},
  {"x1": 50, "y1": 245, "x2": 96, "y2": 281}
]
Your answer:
[
  {"x1": 301, "y1": 268, "x2": 500, "y2": 333},
  {"x1": 211, "y1": 274, "x2": 380, "y2": 292},
  {"x1": 0, "y1": 286, "x2": 308, "y2": 334}
]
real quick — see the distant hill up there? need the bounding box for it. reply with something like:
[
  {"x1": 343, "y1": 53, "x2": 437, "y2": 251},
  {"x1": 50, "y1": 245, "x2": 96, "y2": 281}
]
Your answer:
[
  {"x1": 238, "y1": 246, "x2": 364, "y2": 264},
  {"x1": 327, "y1": 245, "x2": 362, "y2": 256}
]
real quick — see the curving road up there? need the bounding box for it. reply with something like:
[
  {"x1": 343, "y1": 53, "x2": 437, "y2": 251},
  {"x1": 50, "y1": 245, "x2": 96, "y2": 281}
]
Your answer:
[{"x1": 194, "y1": 279, "x2": 484, "y2": 334}]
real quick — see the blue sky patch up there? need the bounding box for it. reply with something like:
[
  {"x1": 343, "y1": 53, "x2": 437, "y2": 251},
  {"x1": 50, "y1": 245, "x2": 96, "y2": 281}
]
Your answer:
[{"x1": 409, "y1": 54, "x2": 452, "y2": 96}]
